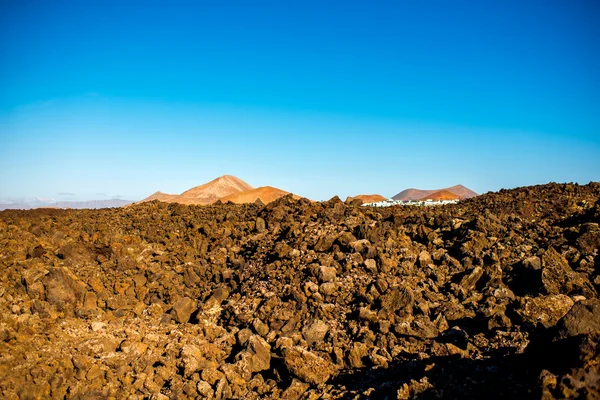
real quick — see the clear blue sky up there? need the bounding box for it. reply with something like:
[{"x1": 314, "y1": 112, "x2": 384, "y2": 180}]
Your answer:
[{"x1": 1, "y1": 0, "x2": 599, "y2": 201}]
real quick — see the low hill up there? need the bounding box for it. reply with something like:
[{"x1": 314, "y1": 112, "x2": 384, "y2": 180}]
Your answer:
[
  {"x1": 140, "y1": 191, "x2": 179, "y2": 203},
  {"x1": 220, "y1": 186, "x2": 298, "y2": 204},
  {"x1": 393, "y1": 185, "x2": 478, "y2": 201},
  {"x1": 346, "y1": 194, "x2": 387, "y2": 204}
]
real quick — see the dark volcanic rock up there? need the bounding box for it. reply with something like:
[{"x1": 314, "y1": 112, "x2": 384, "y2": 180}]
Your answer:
[
  {"x1": 557, "y1": 299, "x2": 600, "y2": 338},
  {"x1": 542, "y1": 247, "x2": 596, "y2": 297}
]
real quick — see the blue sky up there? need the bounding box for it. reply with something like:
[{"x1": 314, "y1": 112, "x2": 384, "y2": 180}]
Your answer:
[{"x1": 1, "y1": 0, "x2": 599, "y2": 201}]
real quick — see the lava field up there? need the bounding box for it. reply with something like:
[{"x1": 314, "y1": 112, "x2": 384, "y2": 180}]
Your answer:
[{"x1": 1, "y1": 182, "x2": 599, "y2": 399}]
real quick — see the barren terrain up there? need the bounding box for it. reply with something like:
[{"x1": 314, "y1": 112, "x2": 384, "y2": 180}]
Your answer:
[{"x1": 1, "y1": 182, "x2": 599, "y2": 399}]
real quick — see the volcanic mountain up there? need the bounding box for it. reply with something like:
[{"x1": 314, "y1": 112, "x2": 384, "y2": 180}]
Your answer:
[
  {"x1": 175, "y1": 175, "x2": 253, "y2": 205},
  {"x1": 393, "y1": 184, "x2": 478, "y2": 201},
  {"x1": 139, "y1": 175, "x2": 299, "y2": 205},
  {"x1": 345, "y1": 194, "x2": 388, "y2": 204}
]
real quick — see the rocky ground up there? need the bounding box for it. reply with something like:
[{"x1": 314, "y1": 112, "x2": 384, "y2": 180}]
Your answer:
[{"x1": 1, "y1": 182, "x2": 599, "y2": 399}]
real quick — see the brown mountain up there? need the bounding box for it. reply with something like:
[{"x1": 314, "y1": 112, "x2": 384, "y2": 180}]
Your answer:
[
  {"x1": 393, "y1": 185, "x2": 478, "y2": 201},
  {"x1": 419, "y1": 190, "x2": 460, "y2": 201},
  {"x1": 220, "y1": 186, "x2": 299, "y2": 204},
  {"x1": 346, "y1": 194, "x2": 387, "y2": 204},
  {"x1": 138, "y1": 175, "x2": 299, "y2": 206},
  {"x1": 173, "y1": 175, "x2": 253, "y2": 205}
]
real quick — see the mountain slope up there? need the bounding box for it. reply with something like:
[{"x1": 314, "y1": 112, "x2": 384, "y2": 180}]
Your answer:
[
  {"x1": 220, "y1": 186, "x2": 298, "y2": 204},
  {"x1": 444, "y1": 184, "x2": 479, "y2": 199},
  {"x1": 393, "y1": 185, "x2": 478, "y2": 201},
  {"x1": 419, "y1": 190, "x2": 460, "y2": 201}
]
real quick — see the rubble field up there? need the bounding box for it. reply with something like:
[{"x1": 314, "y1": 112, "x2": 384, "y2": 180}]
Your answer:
[{"x1": 1, "y1": 182, "x2": 599, "y2": 399}]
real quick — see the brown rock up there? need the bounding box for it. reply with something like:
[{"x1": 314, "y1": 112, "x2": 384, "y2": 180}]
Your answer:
[
  {"x1": 348, "y1": 342, "x2": 369, "y2": 368},
  {"x1": 314, "y1": 235, "x2": 336, "y2": 252},
  {"x1": 317, "y1": 266, "x2": 336, "y2": 283},
  {"x1": 172, "y1": 296, "x2": 196, "y2": 324},
  {"x1": 256, "y1": 217, "x2": 267, "y2": 232},
  {"x1": 235, "y1": 335, "x2": 271, "y2": 380},
  {"x1": 302, "y1": 319, "x2": 329, "y2": 344},
  {"x1": 380, "y1": 286, "x2": 413, "y2": 315},
  {"x1": 349, "y1": 239, "x2": 370, "y2": 253},
  {"x1": 542, "y1": 248, "x2": 596, "y2": 297},
  {"x1": 202, "y1": 367, "x2": 224, "y2": 386},
  {"x1": 79, "y1": 337, "x2": 120, "y2": 356},
  {"x1": 460, "y1": 266, "x2": 484, "y2": 291},
  {"x1": 181, "y1": 344, "x2": 210, "y2": 376},
  {"x1": 517, "y1": 295, "x2": 574, "y2": 328},
  {"x1": 246, "y1": 335, "x2": 271, "y2": 372},
  {"x1": 86, "y1": 364, "x2": 104, "y2": 381},
  {"x1": 364, "y1": 258, "x2": 377, "y2": 273},
  {"x1": 557, "y1": 299, "x2": 600, "y2": 338},
  {"x1": 282, "y1": 379, "x2": 310, "y2": 400},
  {"x1": 283, "y1": 346, "x2": 335, "y2": 385},
  {"x1": 43, "y1": 267, "x2": 86, "y2": 311},
  {"x1": 253, "y1": 318, "x2": 270, "y2": 337},
  {"x1": 119, "y1": 340, "x2": 148, "y2": 356},
  {"x1": 82, "y1": 291, "x2": 97, "y2": 310},
  {"x1": 197, "y1": 381, "x2": 214, "y2": 398},
  {"x1": 319, "y1": 282, "x2": 338, "y2": 296},
  {"x1": 419, "y1": 250, "x2": 432, "y2": 268}
]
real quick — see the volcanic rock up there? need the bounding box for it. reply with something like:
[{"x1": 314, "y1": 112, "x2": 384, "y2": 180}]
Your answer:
[
  {"x1": 557, "y1": 299, "x2": 600, "y2": 338},
  {"x1": 283, "y1": 346, "x2": 335, "y2": 385},
  {"x1": 171, "y1": 296, "x2": 196, "y2": 323},
  {"x1": 541, "y1": 247, "x2": 596, "y2": 297}
]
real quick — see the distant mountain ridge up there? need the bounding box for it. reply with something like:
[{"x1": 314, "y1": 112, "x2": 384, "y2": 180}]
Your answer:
[
  {"x1": 0, "y1": 199, "x2": 132, "y2": 211},
  {"x1": 393, "y1": 185, "x2": 478, "y2": 201}
]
